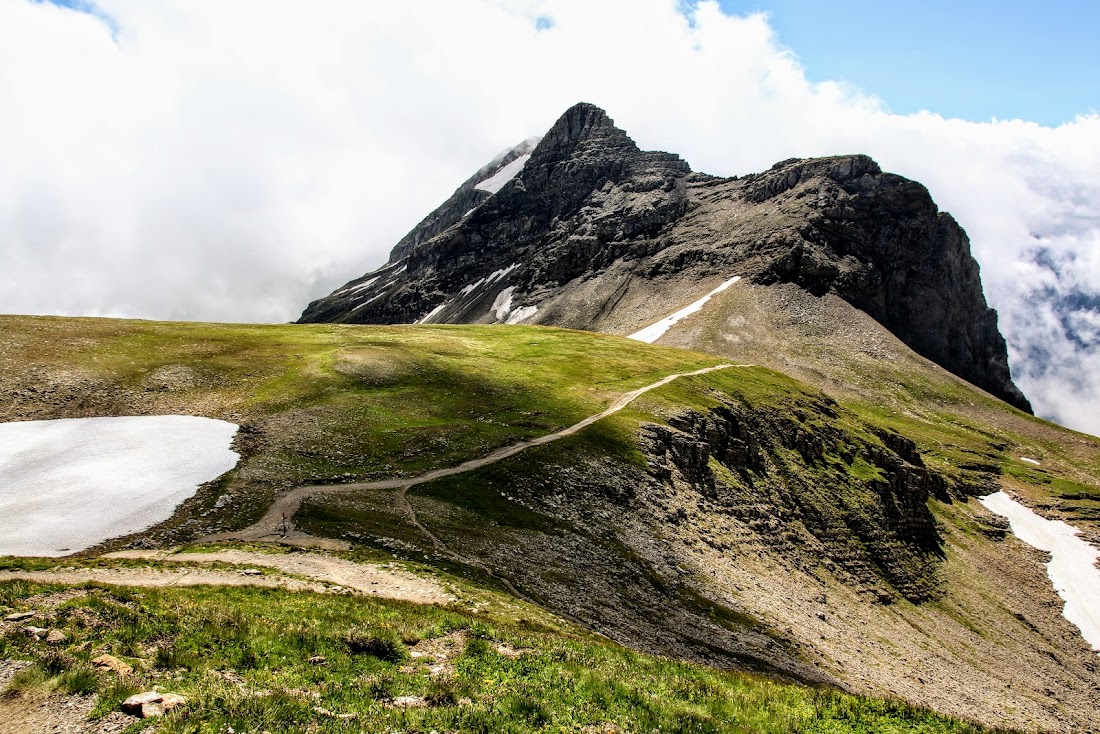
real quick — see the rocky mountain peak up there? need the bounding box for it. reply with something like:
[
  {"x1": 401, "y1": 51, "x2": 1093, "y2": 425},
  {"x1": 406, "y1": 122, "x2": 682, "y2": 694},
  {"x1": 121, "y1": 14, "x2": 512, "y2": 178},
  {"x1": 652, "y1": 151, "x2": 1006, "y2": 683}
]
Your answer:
[
  {"x1": 300, "y1": 103, "x2": 1031, "y2": 413},
  {"x1": 531, "y1": 101, "x2": 637, "y2": 161}
]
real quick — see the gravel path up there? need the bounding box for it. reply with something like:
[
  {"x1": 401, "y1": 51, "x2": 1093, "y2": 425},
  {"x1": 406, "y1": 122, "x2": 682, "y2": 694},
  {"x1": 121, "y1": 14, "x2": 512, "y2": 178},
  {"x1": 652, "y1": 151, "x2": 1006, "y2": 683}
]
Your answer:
[
  {"x1": 0, "y1": 367, "x2": 737, "y2": 617},
  {"x1": 212, "y1": 364, "x2": 739, "y2": 548},
  {"x1": 102, "y1": 548, "x2": 454, "y2": 604}
]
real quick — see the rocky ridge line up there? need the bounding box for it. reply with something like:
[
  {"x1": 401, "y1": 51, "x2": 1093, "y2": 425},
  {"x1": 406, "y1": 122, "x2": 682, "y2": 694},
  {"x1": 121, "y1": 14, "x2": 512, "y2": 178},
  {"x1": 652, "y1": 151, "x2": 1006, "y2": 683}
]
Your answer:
[{"x1": 299, "y1": 102, "x2": 1030, "y2": 413}]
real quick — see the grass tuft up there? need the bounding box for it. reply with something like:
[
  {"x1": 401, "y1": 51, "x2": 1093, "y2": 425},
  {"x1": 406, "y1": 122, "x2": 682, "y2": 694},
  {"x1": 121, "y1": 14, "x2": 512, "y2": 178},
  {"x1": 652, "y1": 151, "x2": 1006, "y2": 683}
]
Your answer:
[
  {"x1": 342, "y1": 628, "x2": 407, "y2": 663},
  {"x1": 58, "y1": 667, "x2": 100, "y2": 696}
]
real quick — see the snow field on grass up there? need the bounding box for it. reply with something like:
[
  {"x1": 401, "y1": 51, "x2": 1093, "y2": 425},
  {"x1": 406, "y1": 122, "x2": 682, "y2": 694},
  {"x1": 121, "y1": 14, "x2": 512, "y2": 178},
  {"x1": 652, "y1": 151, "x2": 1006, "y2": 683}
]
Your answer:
[
  {"x1": 628, "y1": 276, "x2": 742, "y2": 343},
  {"x1": 0, "y1": 415, "x2": 240, "y2": 557},
  {"x1": 979, "y1": 491, "x2": 1100, "y2": 653}
]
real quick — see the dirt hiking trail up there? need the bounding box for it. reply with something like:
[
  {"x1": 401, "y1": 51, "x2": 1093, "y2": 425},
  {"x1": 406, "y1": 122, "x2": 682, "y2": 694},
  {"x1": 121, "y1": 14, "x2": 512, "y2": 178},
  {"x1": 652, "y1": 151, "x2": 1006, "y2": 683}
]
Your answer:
[
  {"x1": 0, "y1": 548, "x2": 455, "y2": 604},
  {"x1": 0, "y1": 366, "x2": 738, "y2": 613},
  {"x1": 210, "y1": 364, "x2": 738, "y2": 549}
]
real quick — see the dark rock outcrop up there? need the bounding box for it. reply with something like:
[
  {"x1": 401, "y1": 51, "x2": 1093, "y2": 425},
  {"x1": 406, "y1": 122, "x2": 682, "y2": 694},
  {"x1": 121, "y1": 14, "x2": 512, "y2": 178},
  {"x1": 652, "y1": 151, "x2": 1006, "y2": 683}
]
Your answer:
[
  {"x1": 299, "y1": 102, "x2": 1030, "y2": 413},
  {"x1": 639, "y1": 396, "x2": 947, "y2": 603}
]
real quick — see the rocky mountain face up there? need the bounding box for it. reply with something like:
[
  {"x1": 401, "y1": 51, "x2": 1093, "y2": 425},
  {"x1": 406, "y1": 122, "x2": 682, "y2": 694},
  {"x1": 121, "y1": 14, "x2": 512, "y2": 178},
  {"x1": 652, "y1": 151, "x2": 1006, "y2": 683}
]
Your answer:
[{"x1": 299, "y1": 102, "x2": 1031, "y2": 413}]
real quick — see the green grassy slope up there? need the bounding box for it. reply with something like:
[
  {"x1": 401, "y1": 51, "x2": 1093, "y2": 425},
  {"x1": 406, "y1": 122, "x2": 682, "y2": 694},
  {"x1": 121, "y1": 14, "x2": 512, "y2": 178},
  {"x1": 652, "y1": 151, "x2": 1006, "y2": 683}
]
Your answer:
[
  {"x1": 0, "y1": 316, "x2": 721, "y2": 541},
  {"x1": 0, "y1": 567, "x2": 1014, "y2": 734},
  {"x1": 2, "y1": 314, "x2": 1098, "y2": 731}
]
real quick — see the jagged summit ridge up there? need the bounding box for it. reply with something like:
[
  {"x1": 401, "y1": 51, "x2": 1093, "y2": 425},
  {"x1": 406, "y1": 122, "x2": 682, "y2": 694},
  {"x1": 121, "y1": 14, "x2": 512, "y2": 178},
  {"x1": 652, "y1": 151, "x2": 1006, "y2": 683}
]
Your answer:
[{"x1": 299, "y1": 103, "x2": 1030, "y2": 413}]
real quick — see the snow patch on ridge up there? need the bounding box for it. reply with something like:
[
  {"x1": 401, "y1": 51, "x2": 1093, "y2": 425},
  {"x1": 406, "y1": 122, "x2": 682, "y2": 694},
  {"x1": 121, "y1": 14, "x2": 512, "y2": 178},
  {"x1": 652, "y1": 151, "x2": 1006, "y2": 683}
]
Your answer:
[
  {"x1": 417, "y1": 303, "x2": 447, "y2": 324},
  {"x1": 333, "y1": 276, "x2": 379, "y2": 297},
  {"x1": 458, "y1": 264, "x2": 518, "y2": 299},
  {"x1": 459, "y1": 278, "x2": 486, "y2": 297},
  {"x1": 487, "y1": 263, "x2": 518, "y2": 283},
  {"x1": 350, "y1": 292, "x2": 387, "y2": 312},
  {"x1": 506, "y1": 305, "x2": 538, "y2": 324},
  {"x1": 475, "y1": 154, "x2": 531, "y2": 194},
  {"x1": 979, "y1": 491, "x2": 1100, "y2": 653},
  {"x1": 628, "y1": 276, "x2": 742, "y2": 344},
  {"x1": 0, "y1": 415, "x2": 240, "y2": 557},
  {"x1": 480, "y1": 136, "x2": 541, "y2": 173},
  {"x1": 472, "y1": 135, "x2": 540, "y2": 195},
  {"x1": 492, "y1": 287, "x2": 516, "y2": 321}
]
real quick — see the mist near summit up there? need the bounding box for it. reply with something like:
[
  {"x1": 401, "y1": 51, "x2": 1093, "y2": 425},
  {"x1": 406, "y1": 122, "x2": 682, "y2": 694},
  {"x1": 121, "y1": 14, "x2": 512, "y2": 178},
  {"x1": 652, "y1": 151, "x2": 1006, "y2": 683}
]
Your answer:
[{"x1": 1, "y1": 0, "x2": 1097, "y2": 434}]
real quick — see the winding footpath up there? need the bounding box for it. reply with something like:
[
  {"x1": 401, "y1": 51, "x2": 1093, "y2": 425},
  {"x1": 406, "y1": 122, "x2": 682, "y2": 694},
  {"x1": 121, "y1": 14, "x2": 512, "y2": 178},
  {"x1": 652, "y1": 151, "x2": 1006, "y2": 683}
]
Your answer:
[
  {"x1": 1, "y1": 366, "x2": 745, "y2": 632},
  {"x1": 208, "y1": 364, "x2": 740, "y2": 553},
  {"x1": 203, "y1": 364, "x2": 745, "y2": 610}
]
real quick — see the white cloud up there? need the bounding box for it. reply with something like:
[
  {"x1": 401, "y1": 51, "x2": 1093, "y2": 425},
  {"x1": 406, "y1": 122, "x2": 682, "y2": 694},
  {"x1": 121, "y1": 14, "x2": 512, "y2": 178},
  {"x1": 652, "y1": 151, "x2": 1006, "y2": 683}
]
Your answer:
[{"x1": 1, "y1": 0, "x2": 1098, "y2": 434}]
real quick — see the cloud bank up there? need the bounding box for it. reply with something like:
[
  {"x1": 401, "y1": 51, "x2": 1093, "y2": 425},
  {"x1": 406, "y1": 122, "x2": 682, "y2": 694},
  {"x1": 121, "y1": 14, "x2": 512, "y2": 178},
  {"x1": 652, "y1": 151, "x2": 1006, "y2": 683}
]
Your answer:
[{"x1": 2, "y1": 0, "x2": 1098, "y2": 435}]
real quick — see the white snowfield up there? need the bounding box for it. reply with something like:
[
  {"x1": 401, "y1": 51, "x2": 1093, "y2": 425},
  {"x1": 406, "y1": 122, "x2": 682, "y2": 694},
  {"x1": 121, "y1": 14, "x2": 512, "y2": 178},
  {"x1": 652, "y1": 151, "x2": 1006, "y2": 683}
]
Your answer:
[
  {"x1": 506, "y1": 305, "x2": 538, "y2": 324},
  {"x1": 477, "y1": 135, "x2": 541, "y2": 180},
  {"x1": 475, "y1": 154, "x2": 531, "y2": 194},
  {"x1": 0, "y1": 415, "x2": 240, "y2": 557},
  {"x1": 458, "y1": 263, "x2": 518, "y2": 299},
  {"x1": 492, "y1": 286, "x2": 516, "y2": 321},
  {"x1": 979, "y1": 491, "x2": 1100, "y2": 653},
  {"x1": 628, "y1": 276, "x2": 742, "y2": 344}
]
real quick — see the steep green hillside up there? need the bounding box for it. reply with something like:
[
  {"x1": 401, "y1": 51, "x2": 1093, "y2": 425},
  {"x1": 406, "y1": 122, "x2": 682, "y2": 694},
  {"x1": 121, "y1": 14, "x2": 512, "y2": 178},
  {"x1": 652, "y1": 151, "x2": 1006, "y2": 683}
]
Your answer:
[
  {"x1": 2, "y1": 315, "x2": 1099, "y2": 731},
  {"x1": 0, "y1": 316, "x2": 721, "y2": 544}
]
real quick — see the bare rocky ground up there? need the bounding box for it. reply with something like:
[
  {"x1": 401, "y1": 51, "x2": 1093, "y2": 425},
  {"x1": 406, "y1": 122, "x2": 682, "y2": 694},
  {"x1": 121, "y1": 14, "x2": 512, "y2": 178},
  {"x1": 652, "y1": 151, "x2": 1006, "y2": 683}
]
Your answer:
[
  {"x1": 0, "y1": 548, "x2": 454, "y2": 605},
  {"x1": 103, "y1": 548, "x2": 455, "y2": 605},
  {"x1": 423, "y1": 479, "x2": 1100, "y2": 733},
  {"x1": 0, "y1": 661, "x2": 132, "y2": 734}
]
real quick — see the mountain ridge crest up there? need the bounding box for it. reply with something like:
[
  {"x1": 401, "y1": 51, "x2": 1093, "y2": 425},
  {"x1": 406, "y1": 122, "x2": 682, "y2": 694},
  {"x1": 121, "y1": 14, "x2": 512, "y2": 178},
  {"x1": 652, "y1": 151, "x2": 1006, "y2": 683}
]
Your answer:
[{"x1": 300, "y1": 103, "x2": 1031, "y2": 413}]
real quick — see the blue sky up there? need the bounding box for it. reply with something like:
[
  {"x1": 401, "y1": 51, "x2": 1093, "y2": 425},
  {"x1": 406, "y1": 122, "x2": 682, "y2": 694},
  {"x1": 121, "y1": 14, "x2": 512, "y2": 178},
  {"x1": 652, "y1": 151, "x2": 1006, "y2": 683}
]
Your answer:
[{"x1": 719, "y1": 0, "x2": 1099, "y2": 125}]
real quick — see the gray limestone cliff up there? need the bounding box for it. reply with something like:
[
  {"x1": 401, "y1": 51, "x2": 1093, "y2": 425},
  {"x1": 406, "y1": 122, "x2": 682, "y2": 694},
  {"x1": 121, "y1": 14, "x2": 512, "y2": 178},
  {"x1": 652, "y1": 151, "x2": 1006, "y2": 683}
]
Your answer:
[{"x1": 299, "y1": 103, "x2": 1031, "y2": 413}]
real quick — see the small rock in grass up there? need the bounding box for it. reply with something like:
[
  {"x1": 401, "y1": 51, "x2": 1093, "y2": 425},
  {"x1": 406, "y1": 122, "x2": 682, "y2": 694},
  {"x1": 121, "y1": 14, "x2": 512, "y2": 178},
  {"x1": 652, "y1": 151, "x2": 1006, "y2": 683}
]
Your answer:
[
  {"x1": 23, "y1": 626, "x2": 48, "y2": 640},
  {"x1": 160, "y1": 693, "x2": 186, "y2": 711},
  {"x1": 140, "y1": 702, "x2": 165, "y2": 718},
  {"x1": 92, "y1": 654, "x2": 133, "y2": 676},
  {"x1": 240, "y1": 568, "x2": 262, "y2": 576},
  {"x1": 308, "y1": 655, "x2": 327, "y2": 665},
  {"x1": 4, "y1": 611, "x2": 35, "y2": 622},
  {"x1": 494, "y1": 643, "x2": 524, "y2": 658},
  {"x1": 121, "y1": 691, "x2": 163, "y2": 715},
  {"x1": 121, "y1": 691, "x2": 186, "y2": 718},
  {"x1": 390, "y1": 695, "x2": 427, "y2": 709},
  {"x1": 46, "y1": 629, "x2": 68, "y2": 645}
]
